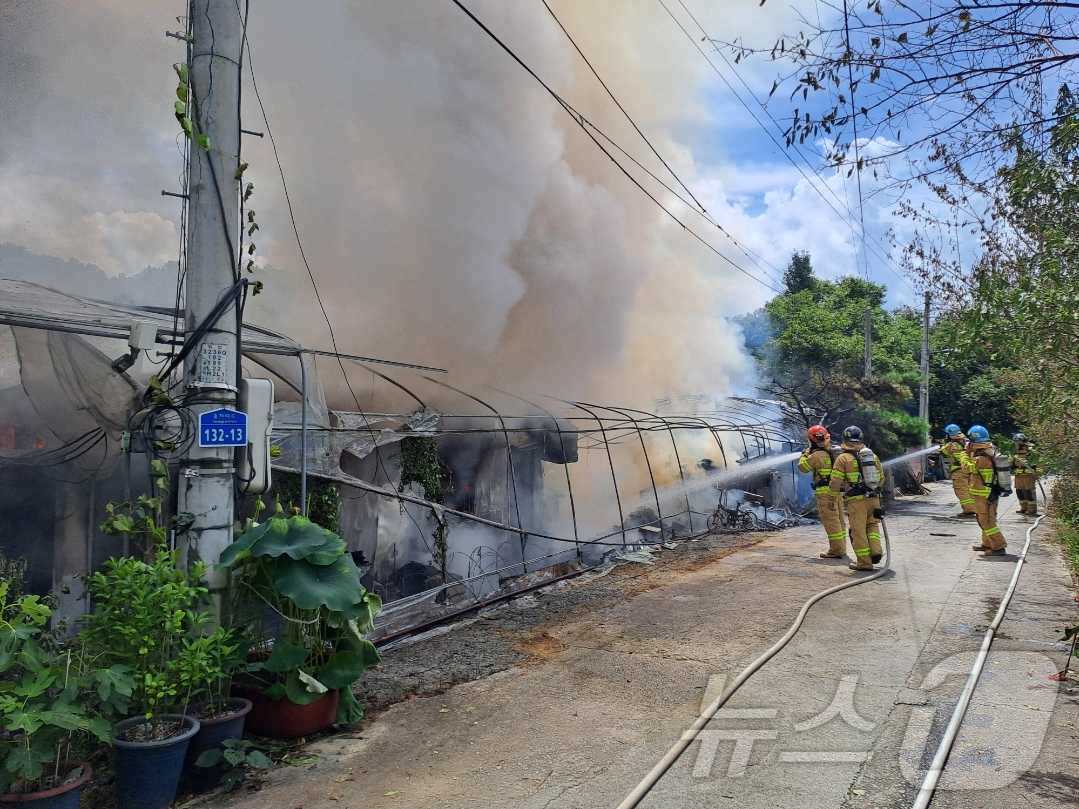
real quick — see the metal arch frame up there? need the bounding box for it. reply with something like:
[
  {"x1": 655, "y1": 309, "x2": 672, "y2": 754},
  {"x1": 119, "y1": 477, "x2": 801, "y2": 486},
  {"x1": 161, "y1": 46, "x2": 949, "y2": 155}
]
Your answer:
[
  {"x1": 561, "y1": 399, "x2": 628, "y2": 549},
  {"x1": 489, "y1": 387, "x2": 582, "y2": 563},
  {"x1": 581, "y1": 401, "x2": 664, "y2": 538},
  {"x1": 612, "y1": 405, "x2": 696, "y2": 534},
  {"x1": 423, "y1": 376, "x2": 529, "y2": 573}
]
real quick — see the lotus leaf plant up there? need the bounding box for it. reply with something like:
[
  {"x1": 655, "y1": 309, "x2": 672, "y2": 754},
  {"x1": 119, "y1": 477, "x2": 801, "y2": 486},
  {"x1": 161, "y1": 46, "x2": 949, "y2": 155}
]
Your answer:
[{"x1": 221, "y1": 506, "x2": 381, "y2": 725}]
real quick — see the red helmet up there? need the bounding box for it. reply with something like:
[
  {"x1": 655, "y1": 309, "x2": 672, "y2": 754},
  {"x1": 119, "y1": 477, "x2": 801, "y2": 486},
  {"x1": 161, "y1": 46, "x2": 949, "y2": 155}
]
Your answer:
[{"x1": 807, "y1": 425, "x2": 830, "y2": 444}]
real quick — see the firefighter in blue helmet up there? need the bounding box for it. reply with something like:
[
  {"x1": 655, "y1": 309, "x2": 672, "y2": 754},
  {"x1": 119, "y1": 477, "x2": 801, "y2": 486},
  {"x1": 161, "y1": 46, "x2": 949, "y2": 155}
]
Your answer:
[
  {"x1": 940, "y1": 423, "x2": 975, "y2": 517},
  {"x1": 963, "y1": 425, "x2": 1009, "y2": 554}
]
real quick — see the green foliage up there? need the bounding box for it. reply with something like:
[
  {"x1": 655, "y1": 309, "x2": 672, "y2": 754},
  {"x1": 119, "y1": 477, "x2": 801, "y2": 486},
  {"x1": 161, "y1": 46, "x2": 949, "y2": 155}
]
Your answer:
[
  {"x1": 939, "y1": 88, "x2": 1079, "y2": 474},
  {"x1": 784, "y1": 251, "x2": 816, "y2": 293},
  {"x1": 221, "y1": 509, "x2": 381, "y2": 725},
  {"x1": 860, "y1": 408, "x2": 930, "y2": 459},
  {"x1": 399, "y1": 436, "x2": 446, "y2": 502},
  {"x1": 272, "y1": 472, "x2": 341, "y2": 535},
  {"x1": 80, "y1": 545, "x2": 229, "y2": 726},
  {"x1": 0, "y1": 570, "x2": 129, "y2": 795},
  {"x1": 747, "y1": 263, "x2": 926, "y2": 455},
  {"x1": 195, "y1": 738, "x2": 273, "y2": 791}
]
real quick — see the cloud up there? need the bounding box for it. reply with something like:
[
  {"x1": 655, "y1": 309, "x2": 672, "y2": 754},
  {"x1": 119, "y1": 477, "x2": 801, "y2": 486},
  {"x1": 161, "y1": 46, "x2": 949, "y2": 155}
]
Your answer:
[{"x1": 0, "y1": 0, "x2": 910, "y2": 410}]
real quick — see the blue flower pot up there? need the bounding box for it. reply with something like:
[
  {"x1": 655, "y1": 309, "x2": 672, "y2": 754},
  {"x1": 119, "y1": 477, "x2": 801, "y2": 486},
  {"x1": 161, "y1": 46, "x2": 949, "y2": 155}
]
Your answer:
[
  {"x1": 0, "y1": 763, "x2": 91, "y2": 809},
  {"x1": 113, "y1": 715, "x2": 200, "y2": 809},
  {"x1": 186, "y1": 698, "x2": 252, "y2": 793}
]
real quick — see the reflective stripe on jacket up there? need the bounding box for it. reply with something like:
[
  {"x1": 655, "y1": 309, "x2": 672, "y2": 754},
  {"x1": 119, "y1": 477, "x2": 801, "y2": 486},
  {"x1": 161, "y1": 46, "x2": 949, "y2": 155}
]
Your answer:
[{"x1": 799, "y1": 447, "x2": 834, "y2": 493}]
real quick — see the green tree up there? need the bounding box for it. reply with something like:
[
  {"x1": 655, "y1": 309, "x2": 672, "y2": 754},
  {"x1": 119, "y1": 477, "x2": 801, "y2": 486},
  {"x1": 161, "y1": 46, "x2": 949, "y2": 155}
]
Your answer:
[
  {"x1": 747, "y1": 272, "x2": 927, "y2": 457},
  {"x1": 783, "y1": 251, "x2": 816, "y2": 294}
]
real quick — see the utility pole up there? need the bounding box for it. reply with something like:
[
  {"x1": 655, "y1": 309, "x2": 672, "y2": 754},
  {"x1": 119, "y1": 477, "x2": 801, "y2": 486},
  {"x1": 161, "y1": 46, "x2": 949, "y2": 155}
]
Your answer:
[
  {"x1": 919, "y1": 290, "x2": 931, "y2": 447},
  {"x1": 177, "y1": 0, "x2": 243, "y2": 582},
  {"x1": 862, "y1": 308, "x2": 873, "y2": 380}
]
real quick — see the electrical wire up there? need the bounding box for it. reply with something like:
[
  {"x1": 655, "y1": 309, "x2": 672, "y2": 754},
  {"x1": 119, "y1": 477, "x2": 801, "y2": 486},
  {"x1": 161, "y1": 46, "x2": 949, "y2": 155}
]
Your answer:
[
  {"x1": 539, "y1": 1, "x2": 783, "y2": 286},
  {"x1": 447, "y1": 0, "x2": 783, "y2": 295},
  {"x1": 540, "y1": 0, "x2": 707, "y2": 215},
  {"x1": 658, "y1": 0, "x2": 914, "y2": 292}
]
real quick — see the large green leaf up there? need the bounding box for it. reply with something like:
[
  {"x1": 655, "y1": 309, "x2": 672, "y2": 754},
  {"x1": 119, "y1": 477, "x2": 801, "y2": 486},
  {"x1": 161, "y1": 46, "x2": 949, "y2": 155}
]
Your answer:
[
  {"x1": 283, "y1": 670, "x2": 328, "y2": 706},
  {"x1": 335, "y1": 688, "x2": 365, "y2": 727},
  {"x1": 262, "y1": 639, "x2": 309, "y2": 674},
  {"x1": 270, "y1": 554, "x2": 364, "y2": 612},
  {"x1": 222, "y1": 511, "x2": 346, "y2": 566},
  {"x1": 314, "y1": 651, "x2": 366, "y2": 690},
  {"x1": 4, "y1": 743, "x2": 54, "y2": 782},
  {"x1": 219, "y1": 511, "x2": 291, "y2": 566}
]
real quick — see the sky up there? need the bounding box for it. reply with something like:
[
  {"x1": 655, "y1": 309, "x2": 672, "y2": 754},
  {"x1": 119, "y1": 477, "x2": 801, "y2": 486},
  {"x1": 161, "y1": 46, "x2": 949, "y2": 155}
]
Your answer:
[{"x1": 0, "y1": 0, "x2": 921, "y2": 409}]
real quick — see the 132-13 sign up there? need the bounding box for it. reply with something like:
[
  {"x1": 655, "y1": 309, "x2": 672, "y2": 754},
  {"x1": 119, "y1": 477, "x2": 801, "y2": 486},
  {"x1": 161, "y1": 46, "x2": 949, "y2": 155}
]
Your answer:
[{"x1": 198, "y1": 408, "x2": 248, "y2": 448}]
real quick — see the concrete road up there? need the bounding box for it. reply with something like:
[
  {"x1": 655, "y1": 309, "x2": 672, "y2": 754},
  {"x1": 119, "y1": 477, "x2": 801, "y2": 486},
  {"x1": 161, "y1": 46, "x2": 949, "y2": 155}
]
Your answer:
[{"x1": 215, "y1": 484, "x2": 1078, "y2": 809}]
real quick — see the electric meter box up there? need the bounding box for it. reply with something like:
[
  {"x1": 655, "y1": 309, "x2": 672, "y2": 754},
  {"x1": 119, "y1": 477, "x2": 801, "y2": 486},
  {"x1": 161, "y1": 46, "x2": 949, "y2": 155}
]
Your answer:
[{"x1": 238, "y1": 378, "x2": 274, "y2": 494}]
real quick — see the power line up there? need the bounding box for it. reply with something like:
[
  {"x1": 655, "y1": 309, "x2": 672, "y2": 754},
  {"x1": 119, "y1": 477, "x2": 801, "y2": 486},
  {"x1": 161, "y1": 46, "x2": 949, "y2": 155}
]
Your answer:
[
  {"x1": 673, "y1": 0, "x2": 896, "y2": 274},
  {"x1": 447, "y1": 0, "x2": 783, "y2": 295},
  {"x1": 660, "y1": 0, "x2": 913, "y2": 292},
  {"x1": 540, "y1": 0, "x2": 708, "y2": 215},
  {"x1": 540, "y1": 0, "x2": 784, "y2": 287}
]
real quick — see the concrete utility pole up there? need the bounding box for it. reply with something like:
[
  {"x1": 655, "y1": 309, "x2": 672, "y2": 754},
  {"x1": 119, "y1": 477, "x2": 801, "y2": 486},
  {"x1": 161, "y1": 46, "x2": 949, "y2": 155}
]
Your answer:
[
  {"x1": 863, "y1": 308, "x2": 873, "y2": 380},
  {"x1": 177, "y1": 0, "x2": 243, "y2": 580},
  {"x1": 919, "y1": 290, "x2": 931, "y2": 447}
]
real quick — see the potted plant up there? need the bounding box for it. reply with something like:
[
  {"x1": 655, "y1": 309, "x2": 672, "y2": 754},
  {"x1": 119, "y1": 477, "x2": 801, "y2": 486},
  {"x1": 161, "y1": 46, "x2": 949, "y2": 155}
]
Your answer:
[
  {"x1": 0, "y1": 572, "x2": 131, "y2": 809},
  {"x1": 175, "y1": 628, "x2": 250, "y2": 792},
  {"x1": 221, "y1": 506, "x2": 381, "y2": 738},
  {"x1": 80, "y1": 546, "x2": 211, "y2": 809}
]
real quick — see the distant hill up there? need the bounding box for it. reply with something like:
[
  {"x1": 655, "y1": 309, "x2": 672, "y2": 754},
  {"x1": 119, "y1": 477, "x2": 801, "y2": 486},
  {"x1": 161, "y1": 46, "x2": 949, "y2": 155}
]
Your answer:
[{"x1": 0, "y1": 244, "x2": 177, "y2": 307}]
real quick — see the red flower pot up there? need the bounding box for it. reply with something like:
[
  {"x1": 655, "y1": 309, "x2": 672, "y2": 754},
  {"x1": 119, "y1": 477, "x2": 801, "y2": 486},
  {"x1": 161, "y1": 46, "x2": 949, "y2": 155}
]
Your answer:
[
  {"x1": 0, "y1": 763, "x2": 91, "y2": 809},
  {"x1": 237, "y1": 688, "x2": 339, "y2": 739}
]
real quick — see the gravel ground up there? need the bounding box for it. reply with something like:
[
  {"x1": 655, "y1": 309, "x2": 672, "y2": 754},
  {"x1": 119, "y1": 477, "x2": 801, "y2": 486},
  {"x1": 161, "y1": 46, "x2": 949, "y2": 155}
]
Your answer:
[{"x1": 356, "y1": 532, "x2": 767, "y2": 718}]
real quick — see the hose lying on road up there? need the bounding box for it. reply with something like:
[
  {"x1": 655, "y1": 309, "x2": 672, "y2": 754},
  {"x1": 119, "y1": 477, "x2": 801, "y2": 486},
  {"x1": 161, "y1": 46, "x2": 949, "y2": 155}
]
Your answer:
[
  {"x1": 911, "y1": 503, "x2": 1047, "y2": 809},
  {"x1": 615, "y1": 515, "x2": 896, "y2": 809}
]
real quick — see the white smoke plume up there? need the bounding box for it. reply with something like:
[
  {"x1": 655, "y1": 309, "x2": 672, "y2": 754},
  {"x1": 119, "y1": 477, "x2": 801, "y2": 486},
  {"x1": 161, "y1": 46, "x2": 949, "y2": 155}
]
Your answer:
[{"x1": 0, "y1": 0, "x2": 833, "y2": 412}]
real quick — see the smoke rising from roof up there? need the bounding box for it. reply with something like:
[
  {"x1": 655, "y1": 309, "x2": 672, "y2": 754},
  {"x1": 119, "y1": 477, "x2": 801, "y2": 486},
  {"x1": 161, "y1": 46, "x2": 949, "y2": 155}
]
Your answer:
[{"x1": 0, "y1": 0, "x2": 834, "y2": 411}]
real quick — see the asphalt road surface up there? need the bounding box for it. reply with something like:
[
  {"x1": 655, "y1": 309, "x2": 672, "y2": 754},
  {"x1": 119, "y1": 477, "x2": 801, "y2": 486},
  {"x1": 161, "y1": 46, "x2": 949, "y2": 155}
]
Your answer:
[{"x1": 212, "y1": 483, "x2": 1077, "y2": 809}]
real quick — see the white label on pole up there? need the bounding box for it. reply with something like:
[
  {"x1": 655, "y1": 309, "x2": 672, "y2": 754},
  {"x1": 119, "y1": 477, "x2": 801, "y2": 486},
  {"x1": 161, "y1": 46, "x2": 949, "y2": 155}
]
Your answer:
[{"x1": 196, "y1": 343, "x2": 230, "y2": 385}]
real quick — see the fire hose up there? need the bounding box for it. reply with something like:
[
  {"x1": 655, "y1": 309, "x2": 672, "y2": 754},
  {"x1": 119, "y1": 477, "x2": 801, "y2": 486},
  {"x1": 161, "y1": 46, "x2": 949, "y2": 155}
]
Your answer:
[
  {"x1": 911, "y1": 480, "x2": 1049, "y2": 808},
  {"x1": 617, "y1": 480, "x2": 1051, "y2": 809},
  {"x1": 615, "y1": 511, "x2": 896, "y2": 809}
]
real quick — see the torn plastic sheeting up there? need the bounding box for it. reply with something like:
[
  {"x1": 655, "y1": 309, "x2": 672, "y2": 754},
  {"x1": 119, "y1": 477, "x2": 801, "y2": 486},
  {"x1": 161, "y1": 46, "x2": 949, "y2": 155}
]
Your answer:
[{"x1": 613, "y1": 547, "x2": 659, "y2": 565}]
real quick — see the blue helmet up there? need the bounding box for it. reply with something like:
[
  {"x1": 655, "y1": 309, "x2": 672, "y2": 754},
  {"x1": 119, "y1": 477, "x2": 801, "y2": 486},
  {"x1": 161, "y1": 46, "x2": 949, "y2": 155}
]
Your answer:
[
  {"x1": 944, "y1": 423, "x2": 962, "y2": 438},
  {"x1": 967, "y1": 425, "x2": 990, "y2": 442}
]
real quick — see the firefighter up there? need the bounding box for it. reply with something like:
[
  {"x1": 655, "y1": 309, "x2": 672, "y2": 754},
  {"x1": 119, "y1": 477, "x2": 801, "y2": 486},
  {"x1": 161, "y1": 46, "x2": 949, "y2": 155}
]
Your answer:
[
  {"x1": 963, "y1": 424, "x2": 1008, "y2": 554},
  {"x1": 799, "y1": 425, "x2": 846, "y2": 558},
  {"x1": 940, "y1": 424, "x2": 976, "y2": 517},
  {"x1": 1011, "y1": 432, "x2": 1040, "y2": 517},
  {"x1": 830, "y1": 426, "x2": 885, "y2": 571}
]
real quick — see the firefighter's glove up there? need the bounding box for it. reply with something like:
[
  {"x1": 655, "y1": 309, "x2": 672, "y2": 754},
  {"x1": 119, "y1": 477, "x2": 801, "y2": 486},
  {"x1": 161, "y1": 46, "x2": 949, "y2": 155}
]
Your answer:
[{"x1": 873, "y1": 508, "x2": 884, "y2": 519}]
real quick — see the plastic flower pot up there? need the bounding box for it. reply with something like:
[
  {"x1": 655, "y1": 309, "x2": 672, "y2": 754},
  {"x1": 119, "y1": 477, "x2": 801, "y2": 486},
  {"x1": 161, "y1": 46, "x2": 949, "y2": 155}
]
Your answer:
[
  {"x1": 0, "y1": 763, "x2": 91, "y2": 809},
  {"x1": 113, "y1": 715, "x2": 199, "y2": 809},
  {"x1": 185, "y1": 698, "x2": 253, "y2": 793},
  {"x1": 238, "y1": 687, "x2": 339, "y2": 739}
]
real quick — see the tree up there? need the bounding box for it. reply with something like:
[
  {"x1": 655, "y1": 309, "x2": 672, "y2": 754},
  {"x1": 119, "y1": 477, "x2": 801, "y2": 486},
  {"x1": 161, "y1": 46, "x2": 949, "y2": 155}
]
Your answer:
[
  {"x1": 728, "y1": 2, "x2": 1079, "y2": 192},
  {"x1": 746, "y1": 274, "x2": 927, "y2": 457},
  {"x1": 784, "y1": 251, "x2": 816, "y2": 293}
]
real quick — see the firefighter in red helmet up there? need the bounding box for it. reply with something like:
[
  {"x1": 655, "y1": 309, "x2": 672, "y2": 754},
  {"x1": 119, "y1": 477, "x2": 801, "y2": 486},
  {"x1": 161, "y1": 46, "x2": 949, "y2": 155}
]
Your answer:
[{"x1": 799, "y1": 424, "x2": 846, "y2": 559}]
